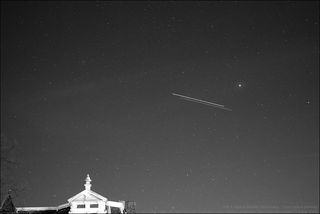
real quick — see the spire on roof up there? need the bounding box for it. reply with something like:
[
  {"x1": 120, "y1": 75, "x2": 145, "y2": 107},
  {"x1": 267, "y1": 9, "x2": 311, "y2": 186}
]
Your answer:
[{"x1": 84, "y1": 174, "x2": 92, "y2": 191}]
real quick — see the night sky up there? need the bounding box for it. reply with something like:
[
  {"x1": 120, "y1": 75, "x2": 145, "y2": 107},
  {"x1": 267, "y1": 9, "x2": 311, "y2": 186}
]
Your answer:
[{"x1": 1, "y1": 1, "x2": 319, "y2": 213}]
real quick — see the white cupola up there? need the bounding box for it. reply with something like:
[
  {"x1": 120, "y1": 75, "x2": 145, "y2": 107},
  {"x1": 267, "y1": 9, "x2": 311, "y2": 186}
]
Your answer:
[{"x1": 84, "y1": 174, "x2": 92, "y2": 191}]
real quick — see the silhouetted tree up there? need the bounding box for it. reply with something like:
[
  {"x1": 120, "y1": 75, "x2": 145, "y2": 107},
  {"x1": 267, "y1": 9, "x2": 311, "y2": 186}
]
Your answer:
[
  {"x1": 0, "y1": 193, "x2": 16, "y2": 213},
  {"x1": 0, "y1": 134, "x2": 23, "y2": 203},
  {"x1": 125, "y1": 201, "x2": 136, "y2": 214}
]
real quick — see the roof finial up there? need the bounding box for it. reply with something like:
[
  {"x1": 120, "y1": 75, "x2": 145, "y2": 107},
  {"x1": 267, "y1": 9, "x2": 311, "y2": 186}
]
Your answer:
[{"x1": 84, "y1": 174, "x2": 92, "y2": 191}]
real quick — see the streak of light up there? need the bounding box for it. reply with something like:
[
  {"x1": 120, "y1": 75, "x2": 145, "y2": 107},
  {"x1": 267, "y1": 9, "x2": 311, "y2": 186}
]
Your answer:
[{"x1": 172, "y1": 93, "x2": 232, "y2": 111}]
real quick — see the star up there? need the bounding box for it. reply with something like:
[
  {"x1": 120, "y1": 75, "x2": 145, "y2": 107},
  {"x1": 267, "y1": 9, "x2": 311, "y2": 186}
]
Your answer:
[{"x1": 237, "y1": 83, "x2": 243, "y2": 88}]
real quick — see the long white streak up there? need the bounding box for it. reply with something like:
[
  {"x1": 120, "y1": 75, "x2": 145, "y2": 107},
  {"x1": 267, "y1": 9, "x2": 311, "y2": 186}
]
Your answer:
[
  {"x1": 179, "y1": 97, "x2": 232, "y2": 111},
  {"x1": 179, "y1": 97, "x2": 225, "y2": 108},
  {"x1": 172, "y1": 93, "x2": 225, "y2": 107}
]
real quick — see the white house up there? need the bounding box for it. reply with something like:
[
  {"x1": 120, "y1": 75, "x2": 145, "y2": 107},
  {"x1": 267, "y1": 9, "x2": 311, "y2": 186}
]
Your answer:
[
  {"x1": 68, "y1": 174, "x2": 125, "y2": 214},
  {"x1": 5, "y1": 174, "x2": 136, "y2": 214}
]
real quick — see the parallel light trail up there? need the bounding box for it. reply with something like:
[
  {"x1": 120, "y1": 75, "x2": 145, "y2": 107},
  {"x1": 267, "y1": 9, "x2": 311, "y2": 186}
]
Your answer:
[{"x1": 172, "y1": 93, "x2": 232, "y2": 111}]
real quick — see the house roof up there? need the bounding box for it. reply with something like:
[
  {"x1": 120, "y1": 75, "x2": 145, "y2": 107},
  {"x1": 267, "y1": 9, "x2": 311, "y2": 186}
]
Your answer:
[
  {"x1": 16, "y1": 203, "x2": 70, "y2": 212},
  {"x1": 67, "y1": 189, "x2": 107, "y2": 202},
  {"x1": 16, "y1": 206, "x2": 70, "y2": 214}
]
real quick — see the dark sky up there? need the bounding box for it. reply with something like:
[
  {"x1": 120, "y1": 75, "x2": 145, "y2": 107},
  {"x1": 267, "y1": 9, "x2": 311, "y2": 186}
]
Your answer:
[{"x1": 1, "y1": 1, "x2": 319, "y2": 213}]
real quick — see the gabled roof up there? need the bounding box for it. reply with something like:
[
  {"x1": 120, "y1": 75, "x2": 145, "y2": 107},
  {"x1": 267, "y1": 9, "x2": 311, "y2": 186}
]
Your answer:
[{"x1": 67, "y1": 189, "x2": 107, "y2": 202}]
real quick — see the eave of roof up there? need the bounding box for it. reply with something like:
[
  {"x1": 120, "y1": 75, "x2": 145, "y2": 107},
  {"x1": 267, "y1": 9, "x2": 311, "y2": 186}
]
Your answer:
[{"x1": 16, "y1": 207, "x2": 57, "y2": 211}]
